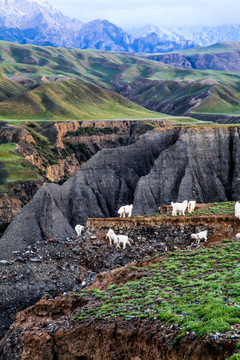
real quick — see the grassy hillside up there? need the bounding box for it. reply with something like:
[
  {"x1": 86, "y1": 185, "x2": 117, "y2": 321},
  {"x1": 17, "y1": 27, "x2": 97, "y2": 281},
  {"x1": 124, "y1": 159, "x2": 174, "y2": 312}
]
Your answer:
[
  {"x1": 177, "y1": 41, "x2": 240, "y2": 55},
  {"x1": 0, "y1": 41, "x2": 239, "y2": 120},
  {"x1": 0, "y1": 143, "x2": 37, "y2": 192},
  {"x1": 75, "y1": 237, "x2": 240, "y2": 354},
  {"x1": 0, "y1": 73, "x2": 27, "y2": 101},
  {"x1": 192, "y1": 83, "x2": 240, "y2": 115},
  {"x1": 0, "y1": 79, "x2": 165, "y2": 120}
]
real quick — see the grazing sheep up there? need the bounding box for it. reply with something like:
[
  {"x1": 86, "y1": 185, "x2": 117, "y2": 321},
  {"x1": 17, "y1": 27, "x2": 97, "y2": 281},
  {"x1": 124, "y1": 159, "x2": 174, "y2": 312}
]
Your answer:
[
  {"x1": 188, "y1": 201, "x2": 196, "y2": 214},
  {"x1": 106, "y1": 228, "x2": 115, "y2": 246},
  {"x1": 75, "y1": 224, "x2": 85, "y2": 237},
  {"x1": 235, "y1": 201, "x2": 240, "y2": 220},
  {"x1": 118, "y1": 204, "x2": 133, "y2": 218},
  {"x1": 106, "y1": 228, "x2": 132, "y2": 249},
  {"x1": 117, "y1": 235, "x2": 132, "y2": 249},
  {"x1": 171, "y1": 200, "x2": 188, "y2": 216},
  {"x1": 191, "y1": 230, "x2": 208, "y2": 244}
]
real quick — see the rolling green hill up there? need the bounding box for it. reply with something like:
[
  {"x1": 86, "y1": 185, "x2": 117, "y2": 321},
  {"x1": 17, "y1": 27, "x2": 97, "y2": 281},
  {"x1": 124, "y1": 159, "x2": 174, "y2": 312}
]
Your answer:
[
  {"x1": 0, "y1": 41, "x2": 239, "y2": 121},
  {"x1": 0, "y1": 73, "x2": 27, "y2": 101},
  {"x1": 0, "y1": 143, "x2": 37, "y2": 192},
  {"x1": 177, "y1": 41, "x2": 240, "y2": 55},
  {"x1": 0, "y1": 79, "x2": 165, "y2": 120}
]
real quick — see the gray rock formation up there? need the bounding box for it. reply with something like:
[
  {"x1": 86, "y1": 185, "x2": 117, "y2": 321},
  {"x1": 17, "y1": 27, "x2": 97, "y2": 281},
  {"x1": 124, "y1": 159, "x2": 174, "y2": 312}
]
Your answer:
[
  {"x1": 147, "y1": 51, "x2": 240, "y2": 72},
  {"x1": 1, "y1": 126, "x2": 240, "y2": 259}
]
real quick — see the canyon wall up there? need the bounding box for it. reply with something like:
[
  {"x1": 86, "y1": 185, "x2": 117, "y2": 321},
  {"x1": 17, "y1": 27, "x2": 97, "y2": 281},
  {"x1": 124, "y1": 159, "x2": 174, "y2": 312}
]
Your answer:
[{"x1": 1, "y1": 126, "x2": 240, "y2": 260}]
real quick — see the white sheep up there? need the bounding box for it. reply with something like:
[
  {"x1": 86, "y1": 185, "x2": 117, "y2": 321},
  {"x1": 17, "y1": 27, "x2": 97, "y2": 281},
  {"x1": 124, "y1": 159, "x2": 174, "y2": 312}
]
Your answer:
[
  {"x1": 171, "y1": 200, "x2": 188, "y2": 216},
  {"x1": 235, "y1": 201, "x2": 240, "y2": 220},
  {"x1": 188, "y1": 200, "x2": 196, "y2": 214},
  {"x1": 118, "y1": 204, "x2": 133, "y2": 218},
  {"x1": 106, "y1": 228, "x2": 115, "y2": 246},
  {"x1": 117, "y1": 235, "x2": 132, "y2": 249},
  {"x1": 106, "y1": 228, "x2": 132, "y2": 249},
  {"x1": 191, "y1": 230, "x2": 208, "y2": 244},
  {"x1": 75, "y1": 224, "x2": 85, "y2": 237},
  {"x1": 236, "y1": 233, "x2": 240, "y2": 239}
]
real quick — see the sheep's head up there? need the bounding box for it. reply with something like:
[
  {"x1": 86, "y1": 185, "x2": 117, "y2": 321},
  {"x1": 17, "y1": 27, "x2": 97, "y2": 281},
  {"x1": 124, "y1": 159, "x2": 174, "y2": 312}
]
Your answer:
[
  {"x1": 106, "y1": 228, "x2": 115, "y2": 238},
  {"x1": 191, "y1": 234, "x2": 198, "y2": 239}
]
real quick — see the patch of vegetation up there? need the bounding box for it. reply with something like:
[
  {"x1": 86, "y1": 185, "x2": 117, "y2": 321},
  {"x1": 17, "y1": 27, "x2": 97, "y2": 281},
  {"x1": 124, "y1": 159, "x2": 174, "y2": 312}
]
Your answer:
[
  {"x1": 193, "y1": 202, "x2": 235, "y2": 216},
  {"x1": 24, "y1": 124, "x2": 59, "y2": 166},
  {"x1": 0, "y1": 143, "x2": 37, "y2": 189},
  {"x1": 75, "y1": 239, "x2": 240, "y2": 347}
]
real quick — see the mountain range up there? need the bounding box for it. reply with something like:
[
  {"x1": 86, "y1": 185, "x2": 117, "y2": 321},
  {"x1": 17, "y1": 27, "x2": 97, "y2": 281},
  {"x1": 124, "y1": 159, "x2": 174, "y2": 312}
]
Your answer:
[
  {"x1": 1, "y1": 0, "x2": 240, "y2": 52},
  {"x1": 129, "y1": 24, "x2": 240, "y2": 47}
]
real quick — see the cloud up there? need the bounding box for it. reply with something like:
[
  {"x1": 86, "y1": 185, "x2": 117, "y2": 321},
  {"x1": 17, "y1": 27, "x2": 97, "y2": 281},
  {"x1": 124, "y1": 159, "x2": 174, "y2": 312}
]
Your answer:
[{"x1": 48, "y1": 0, "x2": 240, "y2": 28}]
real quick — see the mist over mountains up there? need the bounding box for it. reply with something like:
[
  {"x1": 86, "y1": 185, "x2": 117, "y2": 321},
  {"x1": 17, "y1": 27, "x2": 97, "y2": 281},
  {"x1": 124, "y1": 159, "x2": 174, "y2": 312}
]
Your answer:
[{"x1": 0, "y1": 0, "x2": 240, "y2": 52}]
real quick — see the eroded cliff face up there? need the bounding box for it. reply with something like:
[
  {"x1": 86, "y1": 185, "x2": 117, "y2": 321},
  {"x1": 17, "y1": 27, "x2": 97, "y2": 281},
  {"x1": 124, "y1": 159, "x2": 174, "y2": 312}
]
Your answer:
[
  {"x1": 1, "y1": 304, "x2": 236, "y2": 360},
  {"x1": 1, "y1": 126, "x2": 240, "y2": 260},
  {"x1": 0, "y1": 120, "x2": 155, "y2": 226}
]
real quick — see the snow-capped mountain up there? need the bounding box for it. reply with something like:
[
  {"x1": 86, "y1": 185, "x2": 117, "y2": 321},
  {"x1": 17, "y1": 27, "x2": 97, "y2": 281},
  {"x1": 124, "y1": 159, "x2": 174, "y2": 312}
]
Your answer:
[
  {"x1": 0, "y1": 0, "x2": 83, "y2": 46},
  {"x1": 129, "y1": 24, "x2": 240, "y2": 47},
  {"x1": 0, "y1": 0, "x2": 196, "y2": 52}
]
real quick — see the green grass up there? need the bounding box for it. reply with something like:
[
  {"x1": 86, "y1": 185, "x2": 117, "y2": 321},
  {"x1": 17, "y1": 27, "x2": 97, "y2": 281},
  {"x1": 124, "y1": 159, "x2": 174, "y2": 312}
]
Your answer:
[
  {"x1": 0, "y1": 79, "x2": 166, "y2": 121},
  {"x1": 0, "y1": 143, "x2": 37, "y2": 188},
  {"x1": 193, "y1": 202, "x2": 236, "y2": 216},
  {"x1": 0, "y1": 41, "x2": 240, "y2": 120},
  {"x1": 75, "y1": 238, "x2": 240, "y2": 347},
  {"x1": 156, "y1": 201, "x2": 236, "y2": 218},
  {"x1": 145, "y1": 41, "x2": 240, "y2": 56}
]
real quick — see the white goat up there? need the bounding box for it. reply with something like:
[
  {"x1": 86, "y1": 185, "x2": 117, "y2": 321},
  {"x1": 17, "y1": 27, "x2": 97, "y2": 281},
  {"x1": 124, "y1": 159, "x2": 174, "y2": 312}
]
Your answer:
[
  {"x1": 75, "y1": 224, "x2": 84, "y2": 237},
  {"x1": 191, "y1": 230, "x2": 208, "y2": 244},
  {"x1": 106, "y1": 228, "x2": 132, "y2": 249},
  {"x1": 235, "y1": 201, "x2": 240, "y2": 220},
  {"x1": 171, "y1": 200, "x2": 188, "y2": 216},
  {"x1": 118, "y1": 204, "x2": 133, "y2": 218},
  {"x1": 188, "y1": 201, "x2": 196, "y2": 214}
]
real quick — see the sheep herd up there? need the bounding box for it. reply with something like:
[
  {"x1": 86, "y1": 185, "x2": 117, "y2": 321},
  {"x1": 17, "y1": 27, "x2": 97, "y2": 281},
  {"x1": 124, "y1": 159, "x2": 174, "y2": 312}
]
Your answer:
[{"x1": 74, "y1": 201, "x2": 240, "y2": 250}]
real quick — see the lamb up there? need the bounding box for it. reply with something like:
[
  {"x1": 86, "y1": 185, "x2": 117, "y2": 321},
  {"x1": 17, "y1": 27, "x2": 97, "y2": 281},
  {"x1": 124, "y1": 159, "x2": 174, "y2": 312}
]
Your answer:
[
  {"x1": 171, "y1": 200, "x2": 188, "y2": 216},
  {"x1": 188, "y1": 201, "x2": 196, "y2": 214},
  {"x1": 75, "y1": 224, "x2": 85, "y2": 237},
  {"x1": 191, "y1": 230, "x2": 208, "y2": 244},
  {"x1": 235, "y1": 201, "x2": 240, "y2": 220},
  {"x1": 118, "y1": 204, "x2": 133, "y2": 218},
  {"x1": 106, "y1": 228, "x2": 132, "y2": 249}
]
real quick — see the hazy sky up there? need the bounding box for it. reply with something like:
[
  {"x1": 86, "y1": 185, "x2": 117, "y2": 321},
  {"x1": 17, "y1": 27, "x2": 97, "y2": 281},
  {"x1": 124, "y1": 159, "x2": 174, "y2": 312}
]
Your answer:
[{"x1": 48, "y1": 0, "x2": 240, "y2": 28}]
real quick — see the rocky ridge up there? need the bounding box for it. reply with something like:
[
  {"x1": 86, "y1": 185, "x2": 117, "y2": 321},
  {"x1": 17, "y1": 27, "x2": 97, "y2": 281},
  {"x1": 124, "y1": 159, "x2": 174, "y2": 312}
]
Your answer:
[
  {"x1": 147, "y1": 49, "x2": 240, "y2": 72},
  {"x1": 1, "y1": 126, "x2": 240, "y2": 260}
]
